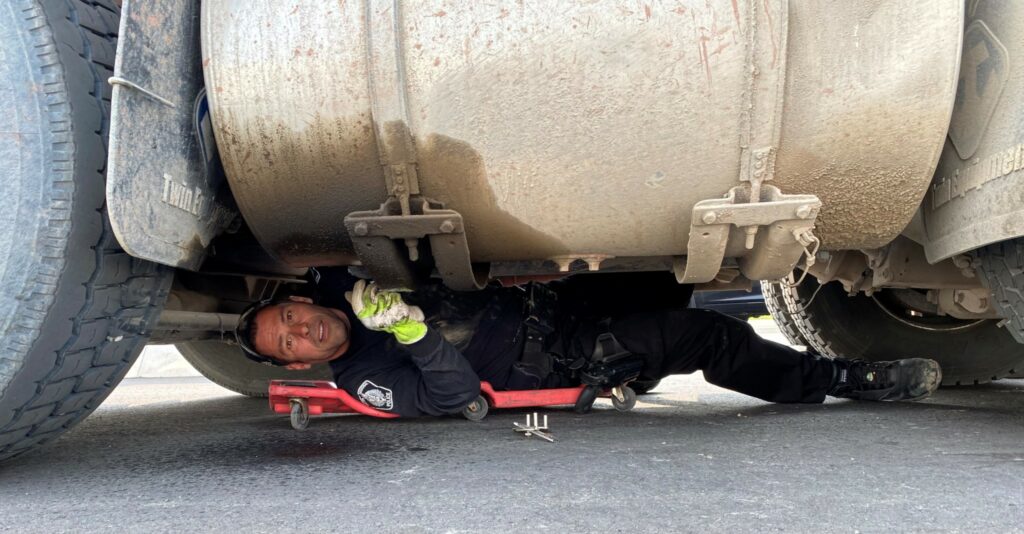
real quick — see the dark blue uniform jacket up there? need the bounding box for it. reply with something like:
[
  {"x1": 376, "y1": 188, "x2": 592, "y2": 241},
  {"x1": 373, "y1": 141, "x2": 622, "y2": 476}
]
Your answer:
[{"x1": 320, "y1": 270, "x2": 528, "y2": 417}]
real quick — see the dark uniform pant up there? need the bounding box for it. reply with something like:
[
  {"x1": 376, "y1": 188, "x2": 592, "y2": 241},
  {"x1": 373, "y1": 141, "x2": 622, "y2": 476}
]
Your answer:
[{"x1": 604, "y1": 308, "x2": 836, "y2": 403}]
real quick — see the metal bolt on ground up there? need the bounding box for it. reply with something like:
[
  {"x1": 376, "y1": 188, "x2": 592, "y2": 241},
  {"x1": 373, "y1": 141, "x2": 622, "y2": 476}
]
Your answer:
[{"x1": 513, "y1": 412, "x2": 554, "y2": 443}]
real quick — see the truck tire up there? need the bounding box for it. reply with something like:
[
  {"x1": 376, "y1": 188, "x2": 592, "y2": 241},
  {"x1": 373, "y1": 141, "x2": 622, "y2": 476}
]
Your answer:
[
  {"x1": 0, "y1": 0, "x2": 172, "y2": 462},
  {"x1": 762, "y1": 279, "x2": 811, "y2": 347},
  {"x1": 762, "y1": 278, "x2": 1024, "y2": 386},
  {"x1": 976, "y1": 237, "x2": 1024, "y2": 345},
  {"x1": 177, "y1": 341, "x2": 332, "y2": 398}
]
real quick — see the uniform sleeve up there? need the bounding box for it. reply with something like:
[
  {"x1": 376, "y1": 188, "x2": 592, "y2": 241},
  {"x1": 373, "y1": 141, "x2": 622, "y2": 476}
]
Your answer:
[{"x1": 343, "y1": 329, "x2": 481, "y2": 417}]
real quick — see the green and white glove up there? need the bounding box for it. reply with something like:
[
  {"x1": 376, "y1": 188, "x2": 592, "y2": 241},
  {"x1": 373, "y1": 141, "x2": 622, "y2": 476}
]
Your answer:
[{"x1": 345, "y1": 280, "x2": 428, "y2": 344}]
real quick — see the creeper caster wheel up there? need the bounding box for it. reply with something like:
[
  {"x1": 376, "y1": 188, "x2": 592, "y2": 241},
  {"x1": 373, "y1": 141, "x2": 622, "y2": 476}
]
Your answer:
[
  {"x1": 290, "y1": 398, "x2": 310, "y2": 430},
  {"x1": 462, "y1": 395, "x2": 490, "y2": 421},
  {"x1": 574, "y1": 385, "x2": 600, "y2": 414},
  {"x1": 611, "y1": 386, "x2": 636, "y2": 412}
]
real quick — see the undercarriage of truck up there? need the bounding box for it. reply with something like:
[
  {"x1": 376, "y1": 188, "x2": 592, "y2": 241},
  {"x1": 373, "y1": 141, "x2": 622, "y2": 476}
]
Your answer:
[{"x1": 2, "y1": 0, "x2": 1024, "y2": 461}]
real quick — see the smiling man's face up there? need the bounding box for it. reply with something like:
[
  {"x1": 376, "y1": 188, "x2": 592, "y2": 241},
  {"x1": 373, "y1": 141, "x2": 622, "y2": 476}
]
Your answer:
[{"x1": 251, "y1": 296, "x2": 352, "y2": 369}]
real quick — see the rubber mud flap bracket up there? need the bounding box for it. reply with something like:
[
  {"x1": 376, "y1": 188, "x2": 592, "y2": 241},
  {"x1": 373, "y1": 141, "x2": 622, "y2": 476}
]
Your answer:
[{"x1": 344, "y1": 200, "x2": 488, "y2": 291}]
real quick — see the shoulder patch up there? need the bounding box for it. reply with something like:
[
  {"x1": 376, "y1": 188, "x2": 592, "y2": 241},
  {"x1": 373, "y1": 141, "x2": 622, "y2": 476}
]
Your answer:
[{"x1": 357, "y1": 380, "x2": 394, "y2": 411}]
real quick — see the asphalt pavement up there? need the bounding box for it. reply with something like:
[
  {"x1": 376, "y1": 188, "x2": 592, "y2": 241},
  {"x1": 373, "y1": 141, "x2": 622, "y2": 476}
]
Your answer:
[{"x1": 2, "y1": 367, "x2": 1023, "y2": 533}]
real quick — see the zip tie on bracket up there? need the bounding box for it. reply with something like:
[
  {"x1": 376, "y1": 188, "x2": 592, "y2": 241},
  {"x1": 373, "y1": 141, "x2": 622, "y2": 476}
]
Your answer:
[
  {"x1": 108, "y1": 76, "x2": 176, "y2": 108},
  {"x1": 784, "y1": 228, "x2": 820, "y2": 289},
  {"x1": 779, "y1": 228, "x2": 830, "y2": 315}
]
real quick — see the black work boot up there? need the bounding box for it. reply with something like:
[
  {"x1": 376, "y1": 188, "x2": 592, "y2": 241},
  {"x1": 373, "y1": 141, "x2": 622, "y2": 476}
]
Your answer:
[{"x1": 828, "y1": 358, "x2": 942, "y2": 401}]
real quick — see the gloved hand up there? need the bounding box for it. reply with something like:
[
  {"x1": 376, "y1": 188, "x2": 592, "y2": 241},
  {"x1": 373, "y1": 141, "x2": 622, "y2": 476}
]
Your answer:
[{"x1": 345, "y1": 280, "x2": 428, "y2": 344}]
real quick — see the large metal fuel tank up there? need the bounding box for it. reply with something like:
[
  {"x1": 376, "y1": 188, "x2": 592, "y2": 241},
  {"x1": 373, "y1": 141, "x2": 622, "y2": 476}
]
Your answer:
[{"x1": 202, "y1": 0, "x2": 962, "y2": 274}]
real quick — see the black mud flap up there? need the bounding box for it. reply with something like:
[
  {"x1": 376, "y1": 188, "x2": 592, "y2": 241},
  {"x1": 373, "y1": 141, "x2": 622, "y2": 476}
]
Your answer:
[{"x1": 106, "y1": 0, "x2": 236, "y2": 271}]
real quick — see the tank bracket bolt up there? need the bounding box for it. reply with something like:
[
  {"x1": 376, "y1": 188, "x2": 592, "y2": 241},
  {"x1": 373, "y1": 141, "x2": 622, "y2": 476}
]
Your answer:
[
  {"x1": 439, "y1": 220, "x2": 456, "y2": 233},
  {"x1": 701, "y1": 212, "x2": 718, "y2": 225},
  {"x1": 353, "y1": 222, "x2": 369, "y2": 236},
  {"x1": 795, "y1": 205, "x2": 813, "y2": 219}
]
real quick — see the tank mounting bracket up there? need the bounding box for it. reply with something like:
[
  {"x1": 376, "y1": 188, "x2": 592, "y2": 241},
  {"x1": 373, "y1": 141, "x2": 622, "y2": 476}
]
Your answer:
[
  {"x1": 344, "y1": 198, "x2": 488, "y2": 291},
  {"x1": 676, "y1": 185, "x2": 821, "y2": 284}
]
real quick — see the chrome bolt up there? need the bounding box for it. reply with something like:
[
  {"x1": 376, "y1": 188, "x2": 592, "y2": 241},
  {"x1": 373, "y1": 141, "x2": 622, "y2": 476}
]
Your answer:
[
  {"x1": 702, "y1": 212, "x2": 718, "y2": 225},
  {"x1": 439, "y1": 220, "x2": 455, "y2": 233},
  {"x1": 353, "y1": 222, "x2": 368, "y2": 236}
]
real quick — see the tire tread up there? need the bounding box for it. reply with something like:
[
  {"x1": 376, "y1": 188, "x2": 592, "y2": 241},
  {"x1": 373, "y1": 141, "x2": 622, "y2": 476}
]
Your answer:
[
  {"x1": 977, "y1": 238, "x2": 1024, "y2": 344},
  {"x1": 0, "y1": 0, "x2": 171, "y2": 462},
  {"x1": 761, "y1": 280, "x2": 811, "y2": 348}
]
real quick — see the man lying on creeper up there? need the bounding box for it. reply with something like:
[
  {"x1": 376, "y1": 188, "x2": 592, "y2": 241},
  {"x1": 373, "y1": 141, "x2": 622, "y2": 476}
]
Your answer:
[{"x1": 235, "y1": 269, "x2": 942, "y2": 416}]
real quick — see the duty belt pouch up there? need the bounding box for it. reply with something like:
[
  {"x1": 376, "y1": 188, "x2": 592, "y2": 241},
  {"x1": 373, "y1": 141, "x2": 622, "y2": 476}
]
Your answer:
[{"x1": 518, "y1": 282, "x2": 558, "y2": 379}]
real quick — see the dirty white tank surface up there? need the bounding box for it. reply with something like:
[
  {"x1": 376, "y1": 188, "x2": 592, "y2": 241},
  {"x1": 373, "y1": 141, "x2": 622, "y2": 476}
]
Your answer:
[{"x1": 202, "y1": 0, "x2": 961, "y2": 274}]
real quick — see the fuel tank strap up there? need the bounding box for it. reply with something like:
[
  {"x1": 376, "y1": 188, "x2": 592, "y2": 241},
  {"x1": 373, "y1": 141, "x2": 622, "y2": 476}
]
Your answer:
[
  {"x1": 736, "y1": 0, "x2": 788, "y2": 249},
  {"x1": 366, "y1": 0, "x2": 420, "y2": 216}
]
